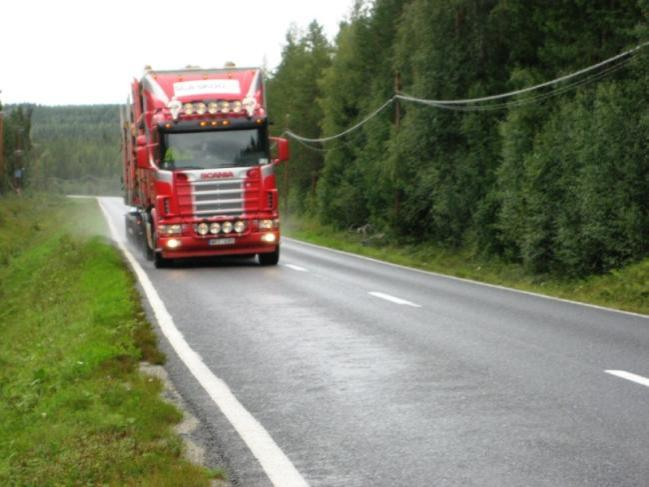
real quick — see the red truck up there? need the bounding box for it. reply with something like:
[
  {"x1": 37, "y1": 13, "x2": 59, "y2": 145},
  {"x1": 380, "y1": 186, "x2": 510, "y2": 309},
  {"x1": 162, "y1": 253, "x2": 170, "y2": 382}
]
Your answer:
[{"x1": 121, "y1": 66, "x2": 289, "y2": 268}]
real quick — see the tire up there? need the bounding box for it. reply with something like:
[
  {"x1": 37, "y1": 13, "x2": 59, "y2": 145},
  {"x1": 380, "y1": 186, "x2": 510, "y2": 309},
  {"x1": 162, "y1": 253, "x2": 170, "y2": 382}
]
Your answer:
[
  {"x1": 258, "y1": 246, "x2": 279, "y2": 266},
  {"x1": 144, "y1": 237, "x2": 154, "y2": 261},
  {"x1": 154, "y1": 251, "x2": 168, "y2": 268}
]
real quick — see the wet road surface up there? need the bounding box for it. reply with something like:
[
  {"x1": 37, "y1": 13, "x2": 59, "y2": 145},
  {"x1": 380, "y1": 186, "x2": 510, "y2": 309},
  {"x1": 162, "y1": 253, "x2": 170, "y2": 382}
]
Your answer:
[{"x1": 99, "y1": 197, "x2": 649, "y2": 487}]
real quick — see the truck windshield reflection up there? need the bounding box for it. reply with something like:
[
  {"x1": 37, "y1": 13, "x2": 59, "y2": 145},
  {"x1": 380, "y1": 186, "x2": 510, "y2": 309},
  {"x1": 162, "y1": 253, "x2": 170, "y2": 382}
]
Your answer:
[{"x1": 161, "y1": 128, "x2": 268, "y2": 170}]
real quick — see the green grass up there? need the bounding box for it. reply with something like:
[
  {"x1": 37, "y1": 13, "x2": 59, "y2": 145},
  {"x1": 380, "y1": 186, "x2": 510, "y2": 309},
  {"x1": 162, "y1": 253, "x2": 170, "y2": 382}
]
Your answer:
[
  {"x1": 284, "y1": 216, "x2": 649, "y2": 316},
  {"x1": 0, "y1": 195, "x2": 214, "y2": 486}
]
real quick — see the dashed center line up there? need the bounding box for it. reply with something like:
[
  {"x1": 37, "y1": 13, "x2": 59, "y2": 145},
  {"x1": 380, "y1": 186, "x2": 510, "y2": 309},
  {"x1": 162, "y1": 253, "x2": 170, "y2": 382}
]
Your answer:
[
  {"x1": 284, "y1": 264, "x2": 308, "y2": 272},
  {"x1": 369, "y1": 291, "x2": 422, "y2": 308},
  {"x1": 605, "y1": 370, "x2": 649, "y2": 388}
]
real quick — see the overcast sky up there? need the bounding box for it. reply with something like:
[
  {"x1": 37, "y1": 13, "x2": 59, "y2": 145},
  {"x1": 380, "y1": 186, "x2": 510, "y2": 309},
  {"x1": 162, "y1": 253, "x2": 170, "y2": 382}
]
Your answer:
[{"x1": 0, "y1": 0, "x2": 354, "y2": 105}]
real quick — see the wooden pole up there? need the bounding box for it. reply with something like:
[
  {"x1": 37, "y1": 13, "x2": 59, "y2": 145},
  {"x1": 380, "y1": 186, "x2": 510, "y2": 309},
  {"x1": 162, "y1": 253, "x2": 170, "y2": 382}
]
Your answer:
[
  {"x1": 395, "y1": 71, "x2": 401, "y2": 130},
  {"x1": 394, "y1": 72, "x2": 402, "y2": 218},
  {"x1": 283, "y1": 114, "x2": 290, "y2": 218},
  {"x1": 0, "y1": 111, "x2": 4, "y2": 193}
]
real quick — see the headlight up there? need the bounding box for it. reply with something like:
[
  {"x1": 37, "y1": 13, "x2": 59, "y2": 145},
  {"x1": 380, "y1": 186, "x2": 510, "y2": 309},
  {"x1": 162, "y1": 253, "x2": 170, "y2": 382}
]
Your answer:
[
  {"x1": 234, "y1": 220, "x2": 246, "y2": 233},
  {"x1": 210, "y1": 222, "x2": 221, "y2": 234},
  {"x1": 261, "y1": 233, "x2": 276, "y2": 243},
  {"x1": 207, "y1": 102, "x2": 219, "y2": 114},
  {"x1": 259, "y1": 219, "x2": 273, "y2": 230},
  {"x1": 221, "y1": 221, "x2": 233, "y2": 234},
  {"x1": 232, "y1": 100, "x2": 242, "y2": 113},
  {"x1": 183, "y1": 103, "x2": 194, "y2": 115},
  {"x1": 197, "y1": 222, "x2": 209, "y2": 236},
  {"x1": 166, "y1": 238, "x2": 181, "y2": 249},
  {"x1": 158, "y1": 224, "x2": 182, "y2": 235},
  {"x1": 195, "y1": 102, "x2": 207, "y2": 115}
]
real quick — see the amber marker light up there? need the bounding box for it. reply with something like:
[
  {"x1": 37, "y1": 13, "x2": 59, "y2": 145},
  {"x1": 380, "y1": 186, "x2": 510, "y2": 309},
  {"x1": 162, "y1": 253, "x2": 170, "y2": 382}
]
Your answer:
[{"x1": 199, "y1": 121, "x2": 208, "y2": 127}]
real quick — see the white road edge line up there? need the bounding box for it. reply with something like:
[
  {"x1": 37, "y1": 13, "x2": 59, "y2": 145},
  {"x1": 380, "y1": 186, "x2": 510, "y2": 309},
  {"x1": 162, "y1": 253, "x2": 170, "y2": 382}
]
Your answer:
[
  {"x1": 284, "y1": 237, "x2": 648, "y2": 320},
  {"x1": 369, "y1": 291, "x2": 421, "y2": 308},
  {"x1": 605, "y1": 370, "x2": 649, "y2": 388},
  {"x1": 284, "y1": 264, "x2": 308, "y2": 272},
  {"x1": 97, "y1": 198, "x2": 309, "y2": 487}
]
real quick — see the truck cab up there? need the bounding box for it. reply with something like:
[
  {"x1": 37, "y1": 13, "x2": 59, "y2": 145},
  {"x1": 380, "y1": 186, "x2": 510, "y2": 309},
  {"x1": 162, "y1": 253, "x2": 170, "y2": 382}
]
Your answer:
[{"x1": 122, "y1": 67, "x2": 289, "y2": 267}]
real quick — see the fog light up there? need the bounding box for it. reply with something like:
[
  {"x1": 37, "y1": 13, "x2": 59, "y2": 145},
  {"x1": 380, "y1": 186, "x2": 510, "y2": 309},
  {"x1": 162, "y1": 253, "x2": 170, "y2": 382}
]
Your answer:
[
  {"x1": 234, "y1": 220, "x2": 246, "y2": 233},
  {"x1": 261, "y1": 233, "x2": 276, "y2": 243},
  {"x1": 166, "y1": 238, "x2": 181, "y2": 249},
  {"x1": 197, "y1": 222, "x2": 209, "y2": 235}
]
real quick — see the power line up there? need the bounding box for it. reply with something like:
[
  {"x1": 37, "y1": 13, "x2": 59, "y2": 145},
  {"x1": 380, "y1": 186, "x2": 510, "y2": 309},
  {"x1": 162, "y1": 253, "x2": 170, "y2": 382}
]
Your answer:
[
  {"x1": 402, "y1": 55, "x2": 635, "y2": 113},
  {"x1": 285, "y1": 98, "x2": 394, "y2": 144},
  {"x1": 283, "y1": 41, "x2": 648, "y2": 143},
  {"x1": 397, "y1": 40, "x2": 648, "y2": 106}
]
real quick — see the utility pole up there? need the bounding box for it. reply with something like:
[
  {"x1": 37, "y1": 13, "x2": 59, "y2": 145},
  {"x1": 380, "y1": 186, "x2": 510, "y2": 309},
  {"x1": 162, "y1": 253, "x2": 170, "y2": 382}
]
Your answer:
[
  {"x1": 395, "y1": 71, "x2": 401, "y2": 131},
  {"x1": 0, "y1": 111, "x2": 4, "y2": 193},
  {"x1": 394, "y1": 72, "x2": 402, "y2": 218},
  {"x1": 283, "y1": 113, "x2": 290, "y2": 218},
  {"x1": 0, "y1": 90, "x2": 4, "y2": 194}
]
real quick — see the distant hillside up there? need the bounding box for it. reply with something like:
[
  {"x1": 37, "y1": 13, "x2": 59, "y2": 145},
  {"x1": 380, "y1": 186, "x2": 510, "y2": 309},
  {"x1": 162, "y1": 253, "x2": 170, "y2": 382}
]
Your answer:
[{"x1": 30, "y1": 105, "x2": 121, "y2": 194}]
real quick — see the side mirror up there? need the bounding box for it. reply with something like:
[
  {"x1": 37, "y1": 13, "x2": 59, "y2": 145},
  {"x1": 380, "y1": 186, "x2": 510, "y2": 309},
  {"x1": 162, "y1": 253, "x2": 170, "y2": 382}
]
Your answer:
[
  {"x1": 270, "y1": 137, "x2": 290, "y2": 164},
  {"x1": 135, "y1": 135, "x2": 152, "y2": 169},
  {"x1": 136, "y1": 146, "x2": 150, "y2": 169}
]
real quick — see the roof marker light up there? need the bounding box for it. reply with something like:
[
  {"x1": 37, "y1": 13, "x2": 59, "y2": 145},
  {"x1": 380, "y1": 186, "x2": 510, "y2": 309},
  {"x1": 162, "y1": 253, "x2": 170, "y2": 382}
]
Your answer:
[
  {"x1": 243, "y1": 97, "x2": 256, "y2": 117},
  {"x1": 168, "y1": 98, "x2": 182, "y2": 120}
]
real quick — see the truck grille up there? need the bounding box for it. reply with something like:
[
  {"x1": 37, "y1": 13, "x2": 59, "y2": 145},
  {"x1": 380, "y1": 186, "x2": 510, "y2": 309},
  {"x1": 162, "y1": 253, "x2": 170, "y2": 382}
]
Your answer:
[{"x1": 190, "y1": 179, "x2": 244, "y2": 216}]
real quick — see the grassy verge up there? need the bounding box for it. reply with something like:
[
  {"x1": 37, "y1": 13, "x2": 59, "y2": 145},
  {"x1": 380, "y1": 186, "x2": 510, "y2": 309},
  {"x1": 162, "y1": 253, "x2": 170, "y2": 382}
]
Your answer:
[
  {"x1": 0, "y1": 195, "x2": 218, "y2": 486},
  {"x1": 284, "y1": 217, "x2": 649, "y2": 316}
]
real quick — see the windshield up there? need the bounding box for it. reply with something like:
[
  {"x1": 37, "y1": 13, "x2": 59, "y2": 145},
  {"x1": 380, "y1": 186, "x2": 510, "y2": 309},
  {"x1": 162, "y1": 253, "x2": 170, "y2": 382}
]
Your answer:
[{"x1": 160, "y1": 128, "x2": 269, "y2": 170}]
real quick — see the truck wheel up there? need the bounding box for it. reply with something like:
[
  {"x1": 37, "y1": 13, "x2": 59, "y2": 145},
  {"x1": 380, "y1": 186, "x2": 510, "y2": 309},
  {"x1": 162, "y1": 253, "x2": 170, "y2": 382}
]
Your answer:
[
  {"x1": 143, "y1": 238, "x2": 154, "y2": 261},
  {"x1": 154, "y1": 251, "x2": 168, "y2": 268},
  {"x1": 124, "y1": 218, "x2": 132, "y2": 243},
  {"x1": 258, "y1": 246, "x2": 279, "y2": 266}
]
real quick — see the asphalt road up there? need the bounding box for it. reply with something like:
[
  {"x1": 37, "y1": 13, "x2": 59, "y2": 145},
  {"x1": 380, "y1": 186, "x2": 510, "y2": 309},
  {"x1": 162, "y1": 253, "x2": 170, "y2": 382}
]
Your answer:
[{"x1": 99, "y1": 196, "x2": 649, "y2": 487}]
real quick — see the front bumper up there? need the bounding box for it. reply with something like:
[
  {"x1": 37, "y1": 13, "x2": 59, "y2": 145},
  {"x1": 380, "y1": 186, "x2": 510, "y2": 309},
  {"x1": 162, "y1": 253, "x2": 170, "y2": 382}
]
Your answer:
[{"x1": 157, "y1": 230, "x2": 279, "y2": 259}]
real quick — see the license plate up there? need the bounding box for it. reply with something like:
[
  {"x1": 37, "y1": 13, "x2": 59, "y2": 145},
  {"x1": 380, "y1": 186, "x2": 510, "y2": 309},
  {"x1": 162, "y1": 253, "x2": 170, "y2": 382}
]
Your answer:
[{"x1": 209, "y1": 238, "x2": 235, "y2": 246}]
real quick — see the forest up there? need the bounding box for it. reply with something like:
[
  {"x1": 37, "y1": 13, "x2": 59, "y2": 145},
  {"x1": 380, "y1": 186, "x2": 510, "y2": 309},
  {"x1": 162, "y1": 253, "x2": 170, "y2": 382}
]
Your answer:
[
  {"x1": 1, "y1": 104, "x2": 121, "y2": 195},
  {"x1": 2, "y1": 0, "x2": 648, "y2": 279},
  {"x1": 267, "y1": 0, "x2": 649, "y2": 277}
]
